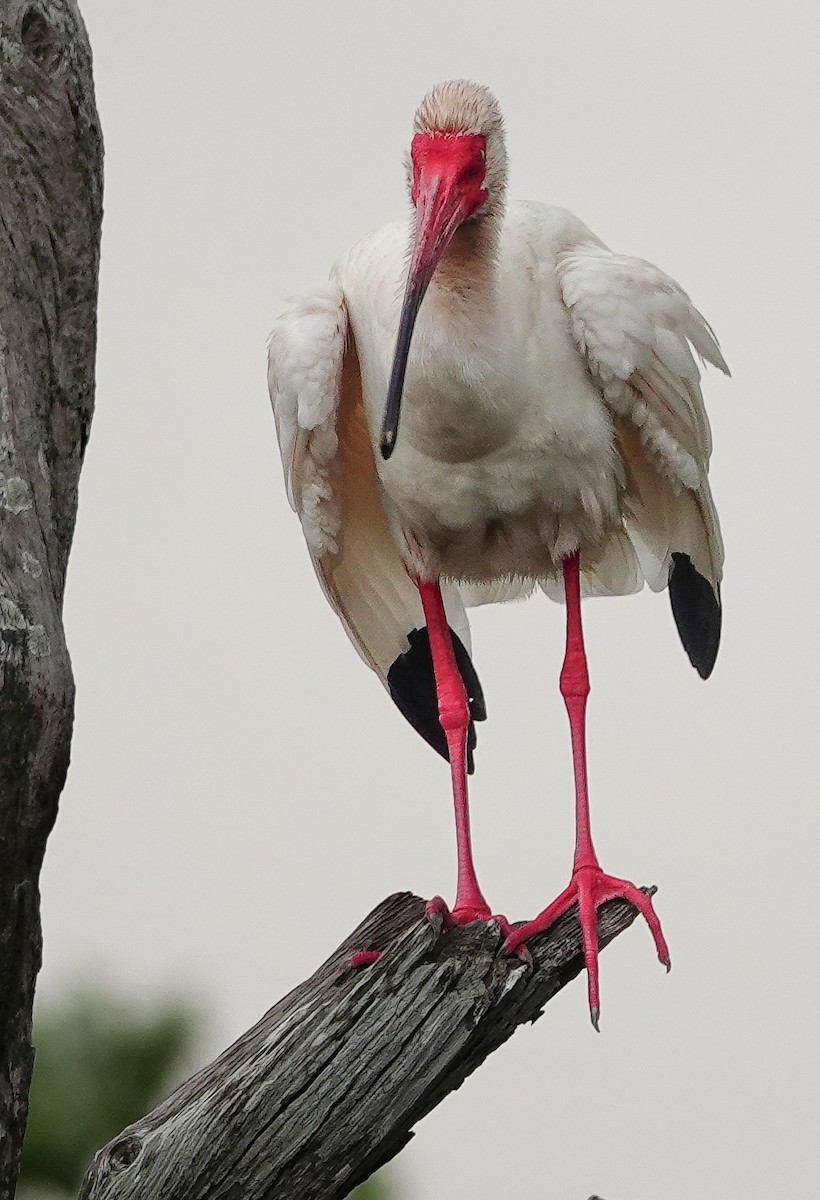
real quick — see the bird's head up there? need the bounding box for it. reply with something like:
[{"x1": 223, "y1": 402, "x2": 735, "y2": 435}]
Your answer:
[
  {"x1": 380, "y1": 81, "x2": 507, "y2": 459},
  {"x1": 408, "y1": 79, "x2": 507, "y2": 228}
]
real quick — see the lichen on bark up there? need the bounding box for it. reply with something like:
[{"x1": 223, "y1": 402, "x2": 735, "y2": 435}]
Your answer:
[{"x1": 0, "y1": 2, "x2": 102, "y2": 1194}]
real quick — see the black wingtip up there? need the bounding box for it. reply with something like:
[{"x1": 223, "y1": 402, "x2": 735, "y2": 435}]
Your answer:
[
  {"x1": 380, "y1": 432, "x2": 395, "y2": 460},
  {"x1": 669, "y1": 552, "x2": 721, "y2": 679},
  {"x1": 387, "y1": 626, "x2": 486, "y2": 771}
]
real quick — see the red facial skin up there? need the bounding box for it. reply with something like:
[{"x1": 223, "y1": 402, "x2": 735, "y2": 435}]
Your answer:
[
  {"x1": 407, "y1": 134, "x2": 489, "y2": 284},
  {"x1": 380, "y1": 133, "x2": 488, "y2": 458},
  {"x1": 409, "y1": 132, "x2": 488, "y2": 216}
]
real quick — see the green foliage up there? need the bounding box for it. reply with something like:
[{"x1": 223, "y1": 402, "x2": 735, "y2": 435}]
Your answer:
[
  {"x1": 20, "y1": 988, "x2": 197, "y2": 1193},
  {"x1": 351, "y1": 1176, "x2": 392, "y2": 1200}
]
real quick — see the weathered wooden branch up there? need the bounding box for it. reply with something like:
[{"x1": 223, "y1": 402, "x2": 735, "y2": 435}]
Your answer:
[
  {"x1": 0, "y1": 2, "x2": 102, "y2": 1193},
  {"x1": 79, "y1": 890, "x2": 644, "y2": 1200}
]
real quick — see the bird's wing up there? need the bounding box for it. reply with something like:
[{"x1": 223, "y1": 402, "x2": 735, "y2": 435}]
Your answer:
[
  {"x1": 557, "y1": 243, "x2": 729, "y2": 676},
  {"x1": 267, "y1": 287, "x2": 485, "y2": 764}
]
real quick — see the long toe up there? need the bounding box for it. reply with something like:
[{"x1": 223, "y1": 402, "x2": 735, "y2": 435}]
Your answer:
[
  {"x1": 576, "y1": 872, "x2": 602, "y2": 1026},
  {"x1": 502, "y1": 883, "x2": 577, "y2": 955},
  {"x1": 606, "y1": 878, "x2": 671, "y2": 970}
]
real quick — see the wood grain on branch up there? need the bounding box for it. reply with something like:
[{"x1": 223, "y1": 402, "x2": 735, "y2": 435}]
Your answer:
[
  {"x1": 0, "y1": 1, "x2": 102, "y2": 1193},
  {"x1": 80, "y1": 890, "x2": 644, "y2": 1200}
]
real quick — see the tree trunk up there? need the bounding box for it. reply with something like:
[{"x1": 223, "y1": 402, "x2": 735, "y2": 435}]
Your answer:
[
  {"x1": 0, "y1": 2, "x2": 102, "y2": 1194},
  {"x1": 79, "y1": 891, "x2": 643, "y2": 1200}
]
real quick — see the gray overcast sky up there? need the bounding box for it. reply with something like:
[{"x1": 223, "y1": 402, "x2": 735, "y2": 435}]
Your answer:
[{"x1": 39, "y1": 3, "x2": 818, "y2": 1197}]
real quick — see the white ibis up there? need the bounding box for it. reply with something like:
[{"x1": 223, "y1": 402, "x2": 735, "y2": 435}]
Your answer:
[{"x1": 268, "y1": 80, "x2": 727, "y2": 1025}]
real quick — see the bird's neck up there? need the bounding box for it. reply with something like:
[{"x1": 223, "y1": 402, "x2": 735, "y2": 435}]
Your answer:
[{"x1": 433, "y1": 207, "x2": 503, "y2": 303}]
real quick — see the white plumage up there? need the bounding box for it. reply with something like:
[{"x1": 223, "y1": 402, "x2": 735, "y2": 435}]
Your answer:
[
  {"x1": 268, "y1": 283, "x2": 474, "y2": 684},
  {"x1": 268, "y1": 201, "x2": 726, "y2": 689}
]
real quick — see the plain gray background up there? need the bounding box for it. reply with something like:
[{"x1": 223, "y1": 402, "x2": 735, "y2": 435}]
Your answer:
[{"x1": 39, "y1": 3, "x2": 818, "y2": 1197}]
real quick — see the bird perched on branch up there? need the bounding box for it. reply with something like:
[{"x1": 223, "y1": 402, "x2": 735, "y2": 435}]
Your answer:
[{"x1": 268, "y1": 79, "x2": 727, "y2": 1025}]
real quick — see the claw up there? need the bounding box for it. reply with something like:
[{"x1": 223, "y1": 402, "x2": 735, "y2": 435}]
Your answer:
[
  {"x1": 590, "y1": 1004, "x2": 600, "y2": 1032},
  {"x1": 425, "y1": 895, "x2": 451, "y2": 928}
]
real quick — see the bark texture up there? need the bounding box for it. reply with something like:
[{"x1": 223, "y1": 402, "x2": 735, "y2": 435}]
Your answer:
[
  {"x1": 0, "y1": 1, "x2": 102, "y2": 1194},
  {"x1": 79, "y1": 890, "x2": 643, "y2": 1200}
]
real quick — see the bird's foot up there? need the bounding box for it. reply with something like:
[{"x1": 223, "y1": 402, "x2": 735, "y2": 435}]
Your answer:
[
  {"x1": 426, "y1": 894, "x2": 516, "y2": 940},
  {"x1": 349, "y1": 950, "x2": 382, "y2": 968},
  {"x1": 349, "y1": 896, "x2": 518, "y2": 968},
  {"x1": 502, "y1": 865, "x2": 670, "y2": 1027}
]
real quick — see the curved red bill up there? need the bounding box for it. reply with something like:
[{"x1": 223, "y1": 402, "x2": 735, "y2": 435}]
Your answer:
[{"x1": 380, "y1": 135, "x2": 487, "y2": 459}]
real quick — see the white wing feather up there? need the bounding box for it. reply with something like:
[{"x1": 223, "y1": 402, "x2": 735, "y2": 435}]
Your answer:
[
  {"x1": 557, "y1": 244, "x2": 728, "y2": 589},
  {"x1": 267, "y1": 287, "x2": 473, "y2": 686}
]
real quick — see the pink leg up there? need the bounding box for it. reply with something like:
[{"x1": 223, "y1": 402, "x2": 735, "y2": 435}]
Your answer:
[
  {"x1": 351, "y1": 578, "x2": 512, "y2": 963},
  {"x1": 504, "y1": 551, "x2": 670, "y2": 1025},
  {"x1": 418, "y1": 580, "x2": 507, "y2": 928}
]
